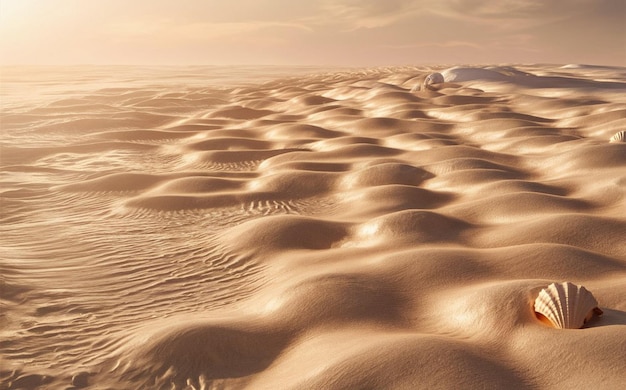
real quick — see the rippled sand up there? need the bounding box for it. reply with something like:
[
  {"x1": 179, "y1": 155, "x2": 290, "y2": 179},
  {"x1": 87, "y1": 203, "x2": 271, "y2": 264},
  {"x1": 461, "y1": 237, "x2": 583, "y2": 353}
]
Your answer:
[{"x1": 1, "y1": 64, "x2": 626, "y2": 389}]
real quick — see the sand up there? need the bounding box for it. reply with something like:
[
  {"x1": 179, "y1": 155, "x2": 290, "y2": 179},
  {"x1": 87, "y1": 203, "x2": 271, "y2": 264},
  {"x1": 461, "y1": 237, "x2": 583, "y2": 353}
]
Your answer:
[{"x1": 1, "y1": 64, "x2": 625, "y2": 389}]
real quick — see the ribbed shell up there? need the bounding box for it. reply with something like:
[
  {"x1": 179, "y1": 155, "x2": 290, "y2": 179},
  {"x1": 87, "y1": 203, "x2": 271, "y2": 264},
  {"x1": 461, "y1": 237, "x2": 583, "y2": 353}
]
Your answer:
[
  {"x1": 534, "y1": 282, "x2": 601, "y2": 329},
  {"x1": 609, "y1": 131, "x2": 625, "y2": 143}
]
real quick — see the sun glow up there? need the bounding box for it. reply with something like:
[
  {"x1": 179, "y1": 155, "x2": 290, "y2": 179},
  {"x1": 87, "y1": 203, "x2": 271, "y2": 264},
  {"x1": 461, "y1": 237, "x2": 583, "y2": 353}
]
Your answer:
[{"x1": 0, "y1": 0, "x2": 39, "y2": 28}]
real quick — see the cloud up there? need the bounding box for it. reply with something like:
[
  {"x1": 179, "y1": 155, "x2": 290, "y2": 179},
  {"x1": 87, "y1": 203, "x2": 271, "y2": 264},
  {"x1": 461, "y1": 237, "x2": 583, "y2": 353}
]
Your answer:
[
  {"x1": 316, "y1": 0, "x2": 423, "y2": 30},
  {"x1": 105, "y1": 18, "x2": 311, "y2": 44},
  {"x1": 435, "y1": 0, "x2": 544, "y2": 18},
  {"x1": 383, "y1": 40, "x2": 483, "y2": 50},
  {"x1": 427, "y1": 0, "x2": 566, "y2": 32},
  {"x1": 0, "y1": 0, "x2": 623, "y2": 66}
]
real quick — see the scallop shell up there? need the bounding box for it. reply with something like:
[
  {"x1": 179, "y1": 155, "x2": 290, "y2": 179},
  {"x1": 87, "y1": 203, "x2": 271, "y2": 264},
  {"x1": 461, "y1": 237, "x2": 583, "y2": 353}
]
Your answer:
[
  {"x1": 609, "y1": 131, "x2": 625, "y2": 143},
  {"x1": 534, "y1": 282, "x2": 603, "y2": 329}
]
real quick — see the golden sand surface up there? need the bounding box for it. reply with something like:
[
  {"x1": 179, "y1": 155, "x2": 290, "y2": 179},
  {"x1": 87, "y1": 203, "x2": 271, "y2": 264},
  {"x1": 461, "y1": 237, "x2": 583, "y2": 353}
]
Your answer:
[{"x1": 1, "y1": 64, "x2": 625, "y2": 389}]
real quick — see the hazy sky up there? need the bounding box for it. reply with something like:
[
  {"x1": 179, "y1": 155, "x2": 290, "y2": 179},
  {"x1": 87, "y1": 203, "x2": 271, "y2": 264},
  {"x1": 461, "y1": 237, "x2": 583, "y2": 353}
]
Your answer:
[{"x1": 1, "y1": 0, "x2": 624, "y2": 66}]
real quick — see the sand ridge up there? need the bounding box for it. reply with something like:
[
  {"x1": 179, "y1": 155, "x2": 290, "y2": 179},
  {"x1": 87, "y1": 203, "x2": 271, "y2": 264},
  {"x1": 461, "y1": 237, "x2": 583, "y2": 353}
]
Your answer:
[{"x1": 1, "y1": 64, "x2": 626, "y2": 389}]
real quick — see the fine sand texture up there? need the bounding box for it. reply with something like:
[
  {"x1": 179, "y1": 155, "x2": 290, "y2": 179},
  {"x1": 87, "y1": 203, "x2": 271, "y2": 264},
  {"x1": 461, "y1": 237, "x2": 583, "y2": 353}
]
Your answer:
[{"x1": 1, "y1": 64, "x2": 626, "y2": 389}]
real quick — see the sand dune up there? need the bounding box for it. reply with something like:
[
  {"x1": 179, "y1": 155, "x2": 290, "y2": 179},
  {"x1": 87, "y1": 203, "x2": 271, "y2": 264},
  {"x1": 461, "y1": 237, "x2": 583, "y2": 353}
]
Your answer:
[{"x1": 1, "y1": 64, "x2": 625, "y2": 389}]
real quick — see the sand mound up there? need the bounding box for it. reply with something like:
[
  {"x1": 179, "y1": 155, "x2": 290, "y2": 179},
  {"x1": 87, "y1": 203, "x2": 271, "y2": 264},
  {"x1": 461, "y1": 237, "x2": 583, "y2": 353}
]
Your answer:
[{"x1": 2, "y1": 64, "x2": 626, "y2": 389}]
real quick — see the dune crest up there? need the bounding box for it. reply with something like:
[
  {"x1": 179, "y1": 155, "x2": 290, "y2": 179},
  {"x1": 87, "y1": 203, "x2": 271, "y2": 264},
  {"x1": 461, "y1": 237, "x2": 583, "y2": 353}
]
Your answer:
[{"x1": 1, "y1": 64, "x2": 626, "y2": 389}]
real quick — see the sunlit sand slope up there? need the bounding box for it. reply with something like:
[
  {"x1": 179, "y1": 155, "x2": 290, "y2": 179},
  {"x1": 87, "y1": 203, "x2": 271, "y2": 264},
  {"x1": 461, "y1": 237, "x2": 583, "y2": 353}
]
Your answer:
[{"x1": 1, "y1": 64, "x2": 625, "y2": 389}]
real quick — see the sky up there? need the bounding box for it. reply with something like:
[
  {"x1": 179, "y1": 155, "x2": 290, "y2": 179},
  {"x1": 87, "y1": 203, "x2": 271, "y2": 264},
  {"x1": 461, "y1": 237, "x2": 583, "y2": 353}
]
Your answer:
[{"x1": 0, "y1": 0, "x2": 624, "y2": 66}]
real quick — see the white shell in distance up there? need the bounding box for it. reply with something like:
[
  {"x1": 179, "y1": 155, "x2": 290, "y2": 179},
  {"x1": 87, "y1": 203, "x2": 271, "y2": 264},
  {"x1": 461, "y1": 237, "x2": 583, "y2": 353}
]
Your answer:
[
  {"x1": 423, "y1": 72, "x2": 445, "y2": 90},
  {"x1": 534, "y1": 282, "x2": 603, "y2": 329},
  {"x1": 411, "y1": 72, "x2": 445, "y2": 92}
]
